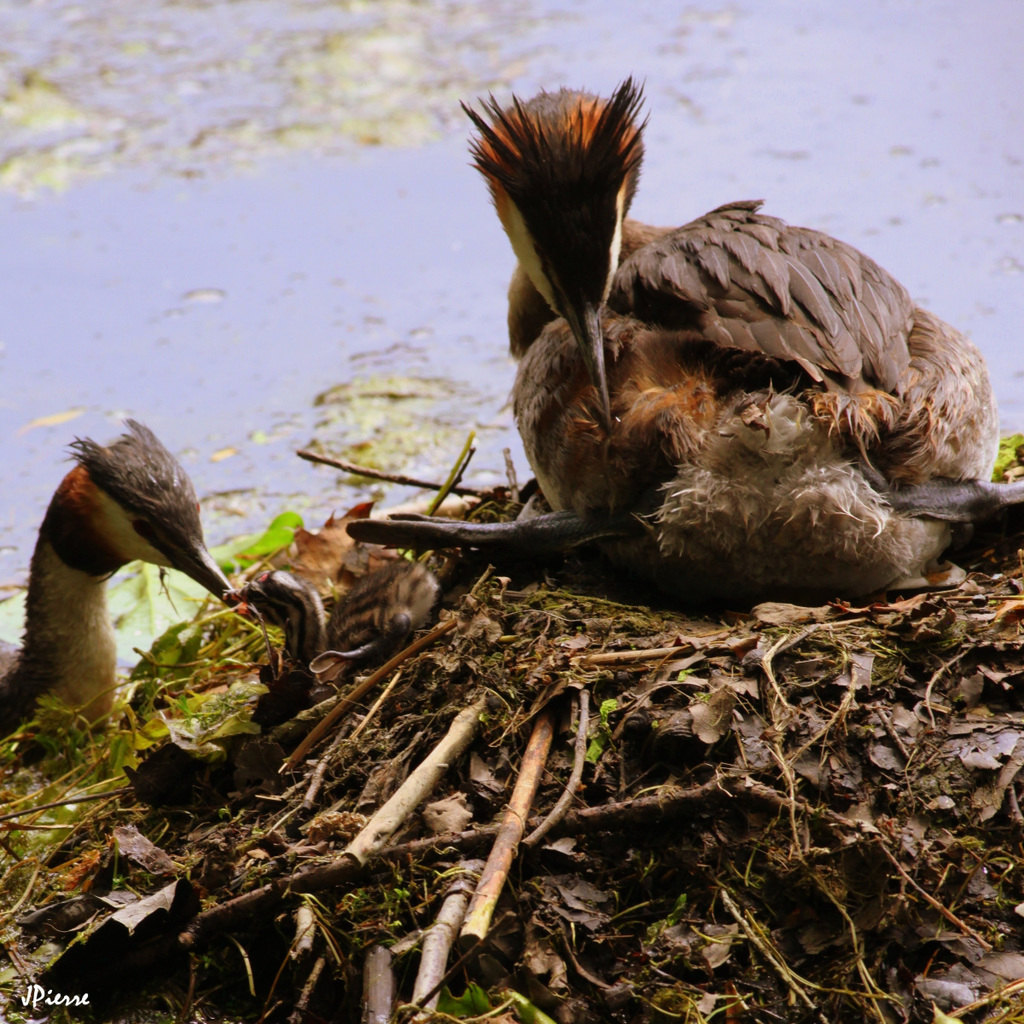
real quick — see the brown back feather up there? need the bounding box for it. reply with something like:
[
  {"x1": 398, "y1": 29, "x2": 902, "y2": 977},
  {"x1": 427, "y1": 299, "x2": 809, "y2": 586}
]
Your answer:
[{"x1": 610, "y1": 201, "x2": 914, "y2": 392}]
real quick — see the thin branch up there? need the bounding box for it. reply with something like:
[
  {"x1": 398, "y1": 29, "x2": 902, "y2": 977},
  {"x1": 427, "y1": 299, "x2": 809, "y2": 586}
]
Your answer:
[
  {"x1": 719, "y1": 889, "x2": 828, "y2": 1023},
  {"x1": 284, "y1": 618, "x2": 457, "y2": 770},
  {"x1": 410, "y1": 859, "x2": 485, "y2": 1015},
  {"x1": 759, "y1": 633, "x2": 804, "y2": 854},
  {"x1": 877, "y1": 841, "x2": 992, "y2": 951},
  {"x1": 88, "y1": 777, "x2": 860, "y2": 976},
  {"x1": 7, "y1": 861, "x2": 41, "y2": 919},
  {"x1": 349, "y1": 669, "x2": 404, "y2": 745},
  {"x1": 203, "y1": 777, "x2": 808, "y2": 922},
  {"x1": 181, "y1": 697, "x2": 488, "y2": 951},
  {"x1": 299, "y1": 728, "x2": 347, "y2": 815},
  {"x1": 577, "y1": 646, "x2": 699, "y2": 667},
  {"x1": 873, "y1": 707, "x2": 911, "y2": 761},
  {"x1": 361, "y1": 945, "x2": 395, "y2": 1024},
  {"x1": 922, "y1": 650, "x2": 967, "y2": 729},
  {"x1": 296, "y1": 449, "x2": 487, "y2": 497},
  {"x1": 288, "y1": 956, "x2": 325, "y2": 1024},
  {"x1": 193, "y1": 777, "x2": 859, "y2": 946},
  {"x1": 460, "y1": 708, "x2": 556, "y2": 948},
  {"x1": 524, "y1": 690, "x2": 590, "y2": 848},
  {"x1": 291, "y1": 905, "x2": 316, "y2": 961},
  {"x1": 344, "y1": 696, "x2": 488, "y2": 868},
  {"x1": 502, "y1": 448, "x2": 519, "y2": 504},
  {"x1": 951, "y1": 978, "x2": 1024, "y2": 1019},
  {"x1": 788, "y1": 661, "x2": 859, "y2": 767},
  {"x1": 299, "y1": 670, "x2": 403, "y2": 812},
  {"x1": 0, "y1": 786, "x2": 132, "y2": 823}
]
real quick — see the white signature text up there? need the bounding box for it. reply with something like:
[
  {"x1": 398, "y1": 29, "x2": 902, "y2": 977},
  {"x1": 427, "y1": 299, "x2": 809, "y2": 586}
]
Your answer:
[{"x1": 20, "y1": 984, "x2": 90, "y2": 1009}]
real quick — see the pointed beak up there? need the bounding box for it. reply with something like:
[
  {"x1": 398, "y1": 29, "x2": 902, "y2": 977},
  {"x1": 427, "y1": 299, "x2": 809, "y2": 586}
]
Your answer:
[
  {"x1": 170, "y1": 544, "x2": 230, "y2": 600},
  {"x1": 566, "y1": 301, "x2": 613, "y2": 433}
]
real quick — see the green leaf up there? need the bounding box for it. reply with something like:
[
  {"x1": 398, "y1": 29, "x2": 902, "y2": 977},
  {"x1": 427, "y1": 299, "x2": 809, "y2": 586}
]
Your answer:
[
  {"x1": 598, "y1": 698, "x2": 619, "y2": 726},
  {"x1": 586, "y1": 698, "x2": 620, "y2": 763},
  {"x1": 123, "y1": 706, "x2": 170, "y2": 751},
  {"x1": 436, "y1": 982, "x2": 492, "y2": 1017},
  {"x1": 130, "y1": 621, "x2": 205, "y2": 681},
  {"x1": 163, "y1": 680, "x2": 266, "y2": 762},
  {"x1": 212, "y1": 510, "x2": 304, "y2": 573},
  {"x1": 106, "y1": 564, "x2": 214, "y2": 664},
  {"x1": 666, "y1": 892, "x2": 688, "y2": 926},
  {"x1": 503, "y1": 989, "x2": 560, "y2": 1024},
  {"x1": 129, "y1": 619, "x2": 208, "y2": 715}
]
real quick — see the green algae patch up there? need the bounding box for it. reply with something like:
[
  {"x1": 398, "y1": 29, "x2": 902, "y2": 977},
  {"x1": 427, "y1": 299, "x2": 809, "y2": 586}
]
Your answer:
[
  {"x1": 0, "y1": 0, "x2": 547, "y2": 194},
  {"x1": 0, "y1": 73, "x2": 88, "y2": 131},
  {"x1": 310, "y1": 374, "x2": 478, "y2": 475},
  {"x1": 994, "y1": 432, "x2": 1024, "y2": 481}
]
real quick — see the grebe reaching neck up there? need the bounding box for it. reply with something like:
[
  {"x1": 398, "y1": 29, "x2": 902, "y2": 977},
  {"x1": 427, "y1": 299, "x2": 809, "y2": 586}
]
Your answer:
[{"x1": 0, "y1": 421, "x2": 229, "y2": 732}]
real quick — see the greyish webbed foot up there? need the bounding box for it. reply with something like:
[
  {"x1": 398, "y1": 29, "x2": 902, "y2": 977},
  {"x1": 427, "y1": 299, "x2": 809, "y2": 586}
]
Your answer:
[
  {"x1": 346, "y1": 507, "x2": 645, "y2": 554},
  {"x1": 879, "y1": 476, "x2": 1024, "y2": 522}
]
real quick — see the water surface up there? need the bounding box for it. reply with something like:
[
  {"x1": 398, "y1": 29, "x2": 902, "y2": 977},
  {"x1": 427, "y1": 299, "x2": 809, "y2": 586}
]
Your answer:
[{"x1": 1, "y1": 0, "x2": 1021, "y2": 593}]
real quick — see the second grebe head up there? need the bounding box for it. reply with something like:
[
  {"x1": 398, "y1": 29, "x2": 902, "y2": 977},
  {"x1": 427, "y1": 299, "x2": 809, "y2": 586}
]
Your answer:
[{"x1": 464, "y1": 77, "x2": 647, "y2": 431}]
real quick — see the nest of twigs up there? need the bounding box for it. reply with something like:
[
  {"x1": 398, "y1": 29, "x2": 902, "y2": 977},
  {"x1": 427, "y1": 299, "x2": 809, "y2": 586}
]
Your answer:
[{"x1": 2, "y1": 484, "x2": 1024, "y2": 1024}]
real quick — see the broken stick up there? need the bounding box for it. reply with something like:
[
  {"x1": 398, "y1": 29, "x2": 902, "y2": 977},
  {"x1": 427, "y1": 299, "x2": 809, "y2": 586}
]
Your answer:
[{"x1": 459, "y1": 708, "x2": 556, "y2": 948}]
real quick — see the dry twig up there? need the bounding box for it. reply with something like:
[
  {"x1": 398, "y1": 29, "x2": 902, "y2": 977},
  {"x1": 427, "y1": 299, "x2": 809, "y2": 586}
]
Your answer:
[
  {"x1": 460, "y1": 708, "x2": 556, "y2": 948},
  {"x1": 524, "y1": 690, "x2": 591, "y2": 848},
  {"x1": 922, "y1": 650, "x2": 967, "y2": 729},
  {"x1": 296, "y1": 448, "x2": 486, "y2": 497},
  {"x1": 180, "y1": 698, "x2": 487, "y2": 951},
  {"x1": 288, "y1": 956, "x2": 325, "y2": 1024},
  {"x1": 759, "y1": 634, "x2": 803, "y2": 853},
  {"x1": 0, "y1": 786, "x2": 132, "y2": 823},
  {"x1": 362, "y1": 945, "x2": 394, "y2": 1024},
  {"x1": 291, "y1": 904, "x2": 316, "y2": 961},
  {"x1": 299, "y1": 670, "x2": 404, "y2": 812},
  {"x1": 502, "y1": 447, "x2": 519, "y2": 503},
  {"x1": 577, "y1": 645, "x2": 696, "y2": 667},
  {"x1": 284, "y1": 617, "x2": 457, "y2": 770},
  {"x1": 873, "y1": 707, "x2": 911, "y2": 761},
  {"x1": 410, "y1": 859, "x2": 485, "y2": 1015},
  {"x1": 344, "y1": 697, "x2": 488, "y2": 868},
  {"x1": 719, "y1": 889, "x2": 828, "y2": 1023},
  {"x1": 877, "y1": 841, "x2": 993, "y2": 951}
]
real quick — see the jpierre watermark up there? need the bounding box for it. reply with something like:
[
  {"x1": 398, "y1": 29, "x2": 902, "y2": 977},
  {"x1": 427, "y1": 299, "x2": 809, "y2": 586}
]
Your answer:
[{"x1": 20, "y1": 984, "x2": 90, "y2": 1009}]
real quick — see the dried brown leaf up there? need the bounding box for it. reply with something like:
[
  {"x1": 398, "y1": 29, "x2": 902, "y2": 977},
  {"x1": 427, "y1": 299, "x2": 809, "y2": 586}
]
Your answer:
[
  {"x1": 422, "y1": 793, "x2": 474, "y2": 834},
  {"x1": 112, "y1": 825, "x2": 176, "y2": 876}
]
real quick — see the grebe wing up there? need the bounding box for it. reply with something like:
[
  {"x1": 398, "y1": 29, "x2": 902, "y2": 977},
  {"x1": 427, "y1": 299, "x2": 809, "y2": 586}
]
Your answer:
[{"x1": 610, "y1": 200, "x2": 914, "y2": 394}]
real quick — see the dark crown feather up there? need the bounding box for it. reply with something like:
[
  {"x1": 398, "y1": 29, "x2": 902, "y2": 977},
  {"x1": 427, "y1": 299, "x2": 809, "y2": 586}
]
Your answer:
[
  {"x1": 70, "y1": 420, "x2": 204, "y2": 544},
  {"x1": 463, "y1": 77, "x2": 647, "y2": 211}
]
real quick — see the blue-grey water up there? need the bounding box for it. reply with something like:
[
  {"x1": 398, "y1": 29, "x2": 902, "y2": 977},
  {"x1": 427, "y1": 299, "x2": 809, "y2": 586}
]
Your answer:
[{"x1": 1, "y1": 0, "x2": 1022, "y2": 600}]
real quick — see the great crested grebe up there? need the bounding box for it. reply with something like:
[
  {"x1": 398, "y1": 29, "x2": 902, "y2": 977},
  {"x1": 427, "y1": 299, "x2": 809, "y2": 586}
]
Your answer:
[
  {"x1": 349, "y1": 78, "x2": 1024, "y2": 601},
  {"x1": 235, "y1": 561, "x2": 438, "y2": 671},
  {"x1": 0, "y1": 421, "x2": 229, "y2": 732}
]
